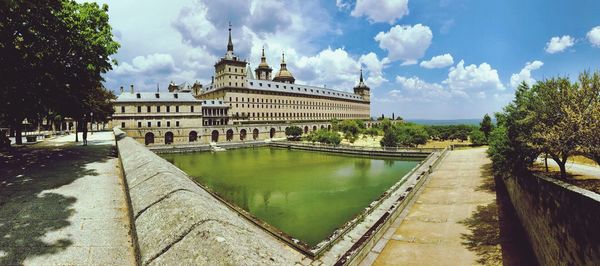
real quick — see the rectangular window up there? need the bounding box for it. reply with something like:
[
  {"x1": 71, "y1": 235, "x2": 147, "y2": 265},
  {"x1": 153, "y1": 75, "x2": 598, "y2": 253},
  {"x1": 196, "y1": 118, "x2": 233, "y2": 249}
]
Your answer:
[
  {"x1": 191, "y1": 106, "x2": 194, "y2": 112},
  {"x1": 157, "y1": 121, "x2": 161, "y2": 127},
  {"x1": 147, "y1": 121, "x2": 151, "y2": 127},
  {"x1": 121, "y1": 106, "x2": 125, "y2": 113},
  {"x1": 137, "y1": 122, "x2": 141, "y2": 128},
  {"x1": 137, "y1": 106, "x2": 141, "y2": 113},
  {"x1": 166, "y1": 106, "x2": 170, "y2": 112},
  {"x1": 176, "y1": 121, "x2": 180, "y2": 127},
  {"x1": 157, "y1": 106, "x2": 160, "y2": 112},
  {"x1": 167, "y1": 121, "x2": 170, "y2": 127},
  {"x1": 146, "y1": 106, "x2": 151, "y2": 112},
  {"x1": 176, "y1": 106, "x2": 180, "y2": 112},
  {"x1": 121, "y1": 122, "x2": 125, "y2": 128}
]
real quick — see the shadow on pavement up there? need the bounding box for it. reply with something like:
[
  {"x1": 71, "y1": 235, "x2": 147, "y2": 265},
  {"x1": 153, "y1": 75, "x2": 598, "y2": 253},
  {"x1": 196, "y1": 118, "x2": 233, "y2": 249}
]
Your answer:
[
  {"x1": 0, "y1": 143, "x2": 115, "y2": 264},
  {"x1": 458, "y1": 162, "x2": 538, "y2": 266}
]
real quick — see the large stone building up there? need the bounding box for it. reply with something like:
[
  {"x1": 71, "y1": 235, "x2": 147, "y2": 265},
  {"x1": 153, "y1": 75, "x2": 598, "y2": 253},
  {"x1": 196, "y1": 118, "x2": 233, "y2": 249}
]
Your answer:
[{"x1": 113, "y1": 25, "x2": 371, "y2": 145}]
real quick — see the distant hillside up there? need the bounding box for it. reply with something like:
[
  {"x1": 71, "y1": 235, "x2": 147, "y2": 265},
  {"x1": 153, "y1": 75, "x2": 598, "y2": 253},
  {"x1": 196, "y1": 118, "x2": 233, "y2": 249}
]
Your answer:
[{"x1": 406, "y1": 119, "x2": 483, "y2": 126}]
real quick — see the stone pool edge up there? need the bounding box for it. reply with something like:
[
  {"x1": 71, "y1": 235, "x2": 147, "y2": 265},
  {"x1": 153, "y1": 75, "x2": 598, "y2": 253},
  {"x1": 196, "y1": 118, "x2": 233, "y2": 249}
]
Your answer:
[
  {"x1": 114, "y1": 127, "x2": 449, "y2": 265},
  {"x1": 114, "y1": 128, "x2": 305, "y2": 265}
]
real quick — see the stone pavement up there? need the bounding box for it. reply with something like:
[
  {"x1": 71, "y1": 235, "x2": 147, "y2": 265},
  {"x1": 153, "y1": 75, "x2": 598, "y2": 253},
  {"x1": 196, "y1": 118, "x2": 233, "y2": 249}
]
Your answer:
[
  {"x1": 0, "y1": 132, "x2": 136, "y2": 265},
  {"x1": 365, "y1": 147, "x2": 500, "y2": 266}
]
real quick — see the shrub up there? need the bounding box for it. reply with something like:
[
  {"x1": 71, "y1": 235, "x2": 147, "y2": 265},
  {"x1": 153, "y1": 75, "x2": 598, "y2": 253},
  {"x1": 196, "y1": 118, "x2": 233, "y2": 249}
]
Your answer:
[
  {"x1": 469, "y1": 129, "x2": 486, "y2": 146},
  {"x1": 285, "y1": 126, "x2": 303, "y2": 140}
]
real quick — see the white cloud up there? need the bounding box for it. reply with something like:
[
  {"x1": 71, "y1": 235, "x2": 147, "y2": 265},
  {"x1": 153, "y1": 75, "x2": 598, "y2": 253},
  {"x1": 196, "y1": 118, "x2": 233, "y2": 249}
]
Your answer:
[
  {"x1": 359, "y1": 52, "x2": 389, "y2": 87},
  {"x1": 444, "y1": 60, "x2": 505, "y2": 92},
  {"x1": 587, "y1": 26, "x2": 600, "y2": 47},
  {"x1": 509, "y1": 60, "x2": 544, "y2": 88},
  {"x1": 420, "y1": 53, "x2": 454, "y2": 69},
  {"x1": 113, "y1": 53, "x2": 177, "y2": 76},
  {"x1": 336, "y1": 0, "x2": 351, "y2": 10},
  {"x1": 374, "y1": 24, "x2": 432, "y2": 64},
  {"x1": 351, "y1": 0, "x2": 409, "y2": 24},
  {"x1": 294, "y1": 47, "x2": 361, "y2": 91},
  {"x1": 545, "y1": 35, "x2": 575, "y2": 54}
]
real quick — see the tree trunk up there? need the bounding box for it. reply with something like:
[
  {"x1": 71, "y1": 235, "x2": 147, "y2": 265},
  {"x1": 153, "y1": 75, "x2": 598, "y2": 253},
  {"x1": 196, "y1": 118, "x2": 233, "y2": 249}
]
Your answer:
[
  {"x1": 75, "y1": 121, "x2": 79, "y2": 142},
  {"x1": 15, "y1": 124, "x2": 22, "y2": 145},
  {"x1": 544, "y1": 153, "x2": 549, "y2": 172},
  {"x1": 557, "y1": 161, "x2": 567, "y2": 179}
]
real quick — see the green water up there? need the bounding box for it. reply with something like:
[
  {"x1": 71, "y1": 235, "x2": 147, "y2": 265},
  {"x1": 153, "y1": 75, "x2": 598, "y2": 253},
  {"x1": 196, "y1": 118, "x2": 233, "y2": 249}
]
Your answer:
[{"x1": 160, "y1": 147, "x2": 420, "y2": 247}]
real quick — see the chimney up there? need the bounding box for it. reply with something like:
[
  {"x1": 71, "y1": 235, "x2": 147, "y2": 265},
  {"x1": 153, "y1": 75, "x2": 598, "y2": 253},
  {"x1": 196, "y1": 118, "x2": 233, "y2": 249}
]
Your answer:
[
  {"x1": 120, "y1": 86, "x2": 123, "y2": 93},
  {"x1": 130, "y1": 84, "x2": 134, "y2": 94}
]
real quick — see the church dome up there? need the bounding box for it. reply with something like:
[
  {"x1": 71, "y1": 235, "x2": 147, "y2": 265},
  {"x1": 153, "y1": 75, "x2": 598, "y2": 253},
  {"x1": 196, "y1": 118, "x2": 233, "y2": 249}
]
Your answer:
[{"x1": 273, "y1": 52, "x2": 295, "y2": 83}]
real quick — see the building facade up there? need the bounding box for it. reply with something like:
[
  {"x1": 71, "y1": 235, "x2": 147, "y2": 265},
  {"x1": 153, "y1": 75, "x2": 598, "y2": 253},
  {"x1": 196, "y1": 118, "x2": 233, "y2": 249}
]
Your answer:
[{"x1": 114, "y1": 25, "x2": 372, "y2": 145}]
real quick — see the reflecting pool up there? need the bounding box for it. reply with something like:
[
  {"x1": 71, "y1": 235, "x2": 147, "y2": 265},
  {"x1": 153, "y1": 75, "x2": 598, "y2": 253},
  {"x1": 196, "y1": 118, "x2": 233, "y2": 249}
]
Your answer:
[{"x1": 160, "y1": 147, "x2": 420, "y2": 247}]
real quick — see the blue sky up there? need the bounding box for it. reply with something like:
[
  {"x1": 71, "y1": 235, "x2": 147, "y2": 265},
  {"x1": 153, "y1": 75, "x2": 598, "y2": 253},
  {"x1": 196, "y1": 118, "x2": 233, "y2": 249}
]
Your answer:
[{"x1": 91, "y1": 0, "x2": 600, "y2": 119}]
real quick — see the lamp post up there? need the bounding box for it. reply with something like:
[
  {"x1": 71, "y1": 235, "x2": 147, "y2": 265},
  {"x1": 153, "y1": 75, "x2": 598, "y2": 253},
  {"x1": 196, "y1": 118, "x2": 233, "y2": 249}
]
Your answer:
[{"x1": 90, "y1": 112, "x2": 93, "y2": 135}]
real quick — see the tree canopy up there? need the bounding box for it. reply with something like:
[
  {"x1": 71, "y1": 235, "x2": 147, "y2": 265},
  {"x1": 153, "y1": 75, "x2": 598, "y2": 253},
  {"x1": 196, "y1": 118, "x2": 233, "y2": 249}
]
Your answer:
[
  {"x1": 488, "y1": 72, "x2": 600, "y2": 179},
  {"x1": 0, "y1": 0, "x2": 119, "y2": 144}
]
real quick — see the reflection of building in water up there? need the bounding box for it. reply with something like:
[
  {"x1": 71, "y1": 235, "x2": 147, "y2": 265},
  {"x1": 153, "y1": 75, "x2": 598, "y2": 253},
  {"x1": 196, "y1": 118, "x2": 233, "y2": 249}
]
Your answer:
[{"x1": 113, "y1": 24, "x2": 372, "y2": 145}]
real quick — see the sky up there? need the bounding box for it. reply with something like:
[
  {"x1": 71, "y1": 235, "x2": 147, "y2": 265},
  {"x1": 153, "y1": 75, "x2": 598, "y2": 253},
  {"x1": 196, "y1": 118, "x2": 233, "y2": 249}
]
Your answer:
[{"x1": 87, "y1": 0, "x2": 600, "y2": 119}]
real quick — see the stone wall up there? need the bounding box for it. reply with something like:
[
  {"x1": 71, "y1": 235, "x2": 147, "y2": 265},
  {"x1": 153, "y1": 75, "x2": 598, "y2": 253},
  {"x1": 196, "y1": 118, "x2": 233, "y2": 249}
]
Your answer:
[
  {"x1": 502, "y1": 173, "x2": 600, "y2": 265},
  {"x1": 113, "y1": 128, "x2": 304, "y2": 265}
]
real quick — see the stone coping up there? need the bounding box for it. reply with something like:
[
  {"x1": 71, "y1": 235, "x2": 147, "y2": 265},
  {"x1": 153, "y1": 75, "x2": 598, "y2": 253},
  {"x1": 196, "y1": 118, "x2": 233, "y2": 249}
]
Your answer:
[
  {"x1": 113, "y1": 128, "x2": 304, "y2": 265},
  {"x1": 114, "y1": 128, "x2": 448, "y2": 265}
]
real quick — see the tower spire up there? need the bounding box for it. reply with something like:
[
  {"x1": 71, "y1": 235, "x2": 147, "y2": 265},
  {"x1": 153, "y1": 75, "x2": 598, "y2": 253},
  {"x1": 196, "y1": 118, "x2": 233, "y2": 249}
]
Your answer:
[
  {"x1": 227, "y1": 21, "x2": 233, "y2": 52},
  {"x1": 359, "y1": 68, "x2": 364, "y2": 83}
]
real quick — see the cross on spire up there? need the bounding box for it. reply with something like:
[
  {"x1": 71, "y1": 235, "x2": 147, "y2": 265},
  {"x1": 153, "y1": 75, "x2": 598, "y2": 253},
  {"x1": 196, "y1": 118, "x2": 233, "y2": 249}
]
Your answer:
[{"x1": 227, "y1": 21, "x2": 233, "y2": 52}]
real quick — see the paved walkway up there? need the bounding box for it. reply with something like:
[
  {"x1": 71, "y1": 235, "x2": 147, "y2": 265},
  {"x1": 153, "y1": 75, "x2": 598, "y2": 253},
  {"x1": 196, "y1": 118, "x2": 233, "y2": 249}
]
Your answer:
[
  {"x1": 366, "y1": 147, "x2": 500, "y2": 265},
  {"x1": 0, "y1": 132, "x2": 136, "y2": 265}
]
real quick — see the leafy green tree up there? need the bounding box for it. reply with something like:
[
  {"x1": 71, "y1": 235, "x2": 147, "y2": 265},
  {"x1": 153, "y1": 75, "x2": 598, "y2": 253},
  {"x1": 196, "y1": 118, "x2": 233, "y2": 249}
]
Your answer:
[
  {"x1": 365, "y1": 127, "x2": 380, "y2": 137},
  {"x1": 285, "y1": 126, "x2": 303, "y2": 140},
  {"x1": 0, "y1": 0, "x2": 119, "y2": 145},
  {"x1": 380, "y1": 128, "x2": 398, "y2": 147},
  {"x1": 469, "y1": 129, "x2": 487, "y2": 146},
  {"x1": 305, "y1": 129, "x2": 341, "y2": 145},
  {"x1": 480, "y1": 114, "x2": 493, "y2": 140},
  {"x1": 397, "y1": 125, "x2": 429, "y2": 147}
]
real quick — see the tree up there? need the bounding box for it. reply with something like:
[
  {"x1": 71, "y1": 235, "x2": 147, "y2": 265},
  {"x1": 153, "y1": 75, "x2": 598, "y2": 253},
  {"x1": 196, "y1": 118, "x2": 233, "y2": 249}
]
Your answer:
[
  {"x1": 365, "y1": 127, "x2": 379, "y2": 137},
  {"x1": 339, "y1": 120, "x2": 361, "y2": 142},
  {"x1": 578, "y1": 72, "x2": 600, "y2": 165},
  {"x1": 480, "y1": 114, "x2": 493, "y2": 140},
  {"x1": 380, "y1": 128, "x2": 398, "y2": 147},
  {"x1": 285, "y1": 126, "x2": 303, "y2": 140},
  {"x1": 397, "y1": 125, "x2": 429, "y2": 147},
  {"x1": 469, "y1": 129, "x2": 486, "y2": 146},
  {"x1": 0, "y1": 1, "x2": 119, "y2": 145},
  {"x1": 528, "y1": 77, "x2": 592, "y2": 178}
]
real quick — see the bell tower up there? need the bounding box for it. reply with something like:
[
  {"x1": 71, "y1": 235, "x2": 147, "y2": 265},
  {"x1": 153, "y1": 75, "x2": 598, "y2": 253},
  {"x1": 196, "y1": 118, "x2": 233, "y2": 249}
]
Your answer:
[
  {"x1": 213, "y1": 22, "x2": 248, "y2": 89},
  {"x1": 353, "y1": 69, "x2": 370, "y2": 102}
]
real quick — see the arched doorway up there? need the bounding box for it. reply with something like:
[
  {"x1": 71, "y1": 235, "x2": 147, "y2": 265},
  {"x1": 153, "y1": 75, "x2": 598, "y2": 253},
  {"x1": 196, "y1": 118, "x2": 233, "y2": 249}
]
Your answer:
[
  {"x1": 189, "y1": 131, "x2": 198, "y2": 142},
  {"x1": 327, "y1": 125, "x2": 331, "y2": 131},
  {"x1": 320, "y1": 125, "x2": 325, "y2": 129},
  {"x1": 304, "y1": 126, "x2": 309, "y2": 134},
  {"x1": 269, "y1": 128, "x2": 276, "y2": 138},
  {"x1": 240, "y1": 129, "x2": 247, "y2": 140},
  {"x1": 165, "y1": 132, "x2": 174, "y2": 145},
  {"x1": 144, "y1": 132, "x2": 154, "y2": 145},
  {"x1": 313, "y1": 125, "x2": 317, "y2": 132},
  {"x1": 226, "y1": 129, "x2": 234, "y2": 141},
  {"x1": 252, "y1": 128, "x2": 259, "y2": 140},
  {"x1": 211, "y1": 130, "x2": 219, "y2": 142}
]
